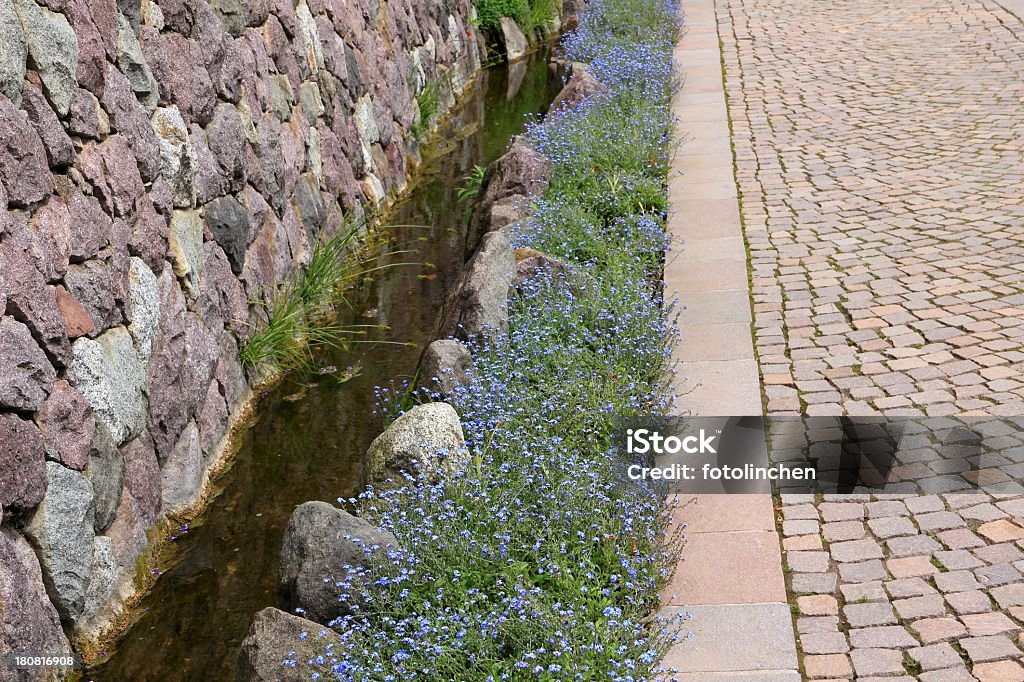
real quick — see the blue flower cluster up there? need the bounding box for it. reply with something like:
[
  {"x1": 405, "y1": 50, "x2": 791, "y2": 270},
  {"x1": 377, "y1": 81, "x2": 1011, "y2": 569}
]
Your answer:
[{"x1": 289, "y1": 0, "x2": 685, "y2": 677}]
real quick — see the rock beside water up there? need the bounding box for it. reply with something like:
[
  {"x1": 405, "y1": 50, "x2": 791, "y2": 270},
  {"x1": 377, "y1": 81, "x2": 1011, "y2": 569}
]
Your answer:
[
  {"x1": 468, "y1": 141, "x2": 550, "y2": 254},
  {"x1": 236, "y1": 607, "x2": 341, "y2": 682},
  {"x1": 278, "y1": 501, "x2": 398, "y2": 625},
  {"x1": 418, "y1": 339, "x2": 474, "y2": 398},
  {"x1": 441, "y1": 230, "x2": 516, "y2": 341},
  {"x1": 500, "y1": 17, "x2": 528, "y2": 62},
  {"x1": 549, "y1": 61, "x2": 608, "y2": 112},
  {"x1": 366, "y1": 402, "x2": 468, "y2": 484}
]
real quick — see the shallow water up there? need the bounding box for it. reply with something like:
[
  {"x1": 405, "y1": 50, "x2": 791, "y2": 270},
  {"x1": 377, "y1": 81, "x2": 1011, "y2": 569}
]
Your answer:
[{"x1": 84, "y1": 50, "x2": 559, "y2": 682}]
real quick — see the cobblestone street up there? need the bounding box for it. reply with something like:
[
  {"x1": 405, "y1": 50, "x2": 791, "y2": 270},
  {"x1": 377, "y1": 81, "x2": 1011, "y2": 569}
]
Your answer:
[
  {"x1": 719, "y1": 0, "x2": 1024, "y2": 417},
  {"x1": 711, "y1": 0, "x2": 1024, "y2": 678},
  {"x1": 665, "y1": 0, "x2": 1024, "y2": 678}
]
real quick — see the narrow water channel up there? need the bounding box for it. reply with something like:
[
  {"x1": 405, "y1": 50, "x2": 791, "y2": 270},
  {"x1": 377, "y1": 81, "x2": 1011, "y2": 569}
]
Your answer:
[{"x1": 84, "y1": 51, "x2": 559, "y2": 682}]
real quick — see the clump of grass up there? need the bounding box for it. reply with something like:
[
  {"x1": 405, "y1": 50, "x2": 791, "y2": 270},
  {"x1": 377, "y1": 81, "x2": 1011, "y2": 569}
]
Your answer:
[
  {"x1": 520, "y1": 0, "x2": 559, "y2": 36},
  {"x1": 240, "y1": 221, "x2": 381, "y2": 374},
  {"x1": 411, "y1": 80, "x2": 443, "y2": 141}
]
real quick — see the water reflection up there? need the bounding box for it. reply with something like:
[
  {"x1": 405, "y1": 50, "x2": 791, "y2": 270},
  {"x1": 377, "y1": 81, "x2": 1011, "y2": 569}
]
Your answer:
[{"x1": 84, "y1": 48, "x2": 559, "y2": 682}]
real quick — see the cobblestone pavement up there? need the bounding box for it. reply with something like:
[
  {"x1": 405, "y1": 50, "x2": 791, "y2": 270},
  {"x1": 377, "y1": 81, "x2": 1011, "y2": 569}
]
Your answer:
[
  {"x1": 781, "y1": 492, "x2": 1024, "y2": 680},
  {"x1": 717, "y1": 0, "x2": 1024, "y2": 417},
  {"x1": 713, "y1": 0, "x2": 1024, "y2": 677}
]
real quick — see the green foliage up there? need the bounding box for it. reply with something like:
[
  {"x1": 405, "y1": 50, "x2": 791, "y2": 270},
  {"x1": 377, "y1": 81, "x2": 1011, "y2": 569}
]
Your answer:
[
  {"x1": 475, "y1": 0, "x2": 528, "y2": 33},
  {"x1": 240, "y1": 222, "x2": 375, "y2": 373},
  {"x1": 455, "y1": 164, "x2": 487, "y2": 203},
  {"x1": 474, "y1": 0, "x2": 555, "y2": 36},
  {"x1": 411, "y1": 80, "x2": 442, "y2": 140},
  {"x1": 520, "y1": 0, "x2": 559, "y2": 35}
]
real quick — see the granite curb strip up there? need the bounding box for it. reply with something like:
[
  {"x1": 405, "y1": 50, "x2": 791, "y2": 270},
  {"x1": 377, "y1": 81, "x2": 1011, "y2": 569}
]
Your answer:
[{"x1": 660, "y1": 0, "x2": 797, "y2": 676}]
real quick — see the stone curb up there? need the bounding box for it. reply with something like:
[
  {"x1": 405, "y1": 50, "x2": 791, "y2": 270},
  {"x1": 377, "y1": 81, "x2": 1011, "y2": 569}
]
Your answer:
[{"x1": 661, "y1": 0, "x2": 797, "y2": 675}]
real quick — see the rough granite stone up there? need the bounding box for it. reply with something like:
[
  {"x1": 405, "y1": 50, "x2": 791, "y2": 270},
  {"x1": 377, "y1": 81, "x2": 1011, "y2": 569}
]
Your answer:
[
  {"x1": 168, "y1": 209, "x2": 204, "y2": 295},
  {"x1": 198, "y1": 240, "x2": 247, "y2": 338},
  {"x1": 468, "y1": 141, "x2": 550, "y2": 252},
  {"x1": 152, "y1": 105, "x2": 196, "y2": 208},
  {"x1": 120, "y1": 430, "x2": 161, "y2": 522},
  {"x1": 0, "y1": 0, "x2": 27, "y2": 104},
  {"x1": 100, "y1": 63, "x2": 161, "y2": 181},
  {"x1": 440, "y1": 229, "x2": 515, "y2": 340},
  {"x1": 84, "y1": 423, "x2": 124, "y2": 532},
  {"x1": 203, "y1": 194, "x2": 251, "y2": 274},
  {"x1": 115, "y1": 12, "x2": 158, "y2": 110},
  {"x1": 0, "y1": 315, "x2": 56, "y2": 412},
  {"x1": 278, "y1": 501, "x2": 399, "y2": 624},
  {"x1": 549, "y1": 62, "x2": 608, "y2": 112},
  {"x1": 418, "y1": 339, "x2": 474, "y2": 398},
  {"x1": 71, "y1": 326, "x2": 148, "y2": 445},
  {"x1": 66, "y1": 189, "x2": 113, "y2": 261},
  {"x1": 68, "y1": 88, "x2": 110, "y2": 140},
  {"x1": 0, "y1": 412, "x2": 48, "y2": 511},
  {"x1": 0, "y1": 95, "x2": 53, "y2": 205},
  {"x1": 127, "y1": 256, "x2": 160, "y2": 363},
  {"x1": 367, "y1": 402, "x2": 467, "y2": 484},
  {"x1": 160, "y1": 419, "x2": 203, "y2": 513},
  {"x1": 0, "y1": 527, "x2": 73, "y2": 662},
  {"x1": 24, "y1": 461, "x2": 96, "y2": 622},
  {"x1": 77, "y1": 535, "x2": 116, "y2": 632},
  {"x1": 36, "y1": 378, "x2": 95, "y2": 470},
  {"x1": 14, "y1": 0, "x2": 79, "y2": 115},
  {"x1": 21, "y1": 82, "x2": 75, "y2": 167},
  {"x1": 236, "y1": 607, "x2": 342, "y2": 681},
  {"x1": 499, "y1": 16, "x2": 527, "y2": 61},
  {"x1": 147, "y1": 270, "x2": 218, "y2": 459}
]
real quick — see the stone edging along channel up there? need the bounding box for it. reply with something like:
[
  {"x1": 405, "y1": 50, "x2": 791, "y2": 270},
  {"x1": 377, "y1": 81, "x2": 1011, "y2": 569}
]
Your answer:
[{"x1": 237, "y1": 0, "x2": 694, "y2": 675}]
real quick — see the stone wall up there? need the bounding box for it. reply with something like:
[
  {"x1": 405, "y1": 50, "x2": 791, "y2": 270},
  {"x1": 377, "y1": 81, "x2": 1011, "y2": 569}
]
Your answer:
[{"x1": 0, "y1": 0, "x2": 485, "y2": 659}]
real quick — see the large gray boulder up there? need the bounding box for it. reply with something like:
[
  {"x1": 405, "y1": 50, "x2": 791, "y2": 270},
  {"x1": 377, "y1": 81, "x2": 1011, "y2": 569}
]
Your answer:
[
  {"x1": 418, "y1": 339, "x2": 474, "y2": 398},
  {"x1": 278, "y1": 501, "x2": 398, "y2": 625},
  {"x1": 513, "y1": 248, "x2": 571, "y2": 288},
  {"x1": 441, "y1": 230, "x2": 515, "y2": 341},
  {"x1": 415, "y1": 337, "x2": 475, "y2": 395},
  {"x1": 549, "y1": 62, "x2": 609, "y2": 113},
  {"x1": 366, "y1": 402, "x2": 467, "y2": 484},
  {"x1": 236, "y1": 607, "x2": 341, "y2": 682},
  {"x1": 23, "y1": 462, "x2": 96, "y2": 623},
  {"x1": 0, "y1": 527, "x2": 74, "y2": 678}
]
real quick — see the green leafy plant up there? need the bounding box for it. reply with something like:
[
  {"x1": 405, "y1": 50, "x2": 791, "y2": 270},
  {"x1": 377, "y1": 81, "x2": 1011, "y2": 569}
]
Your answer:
[
  {"x1": 455, "y1": 164, "x2": 487, "y2": 203},
  {"x1": 411, "y1": 80, "x2": 443, "y2": 141}
]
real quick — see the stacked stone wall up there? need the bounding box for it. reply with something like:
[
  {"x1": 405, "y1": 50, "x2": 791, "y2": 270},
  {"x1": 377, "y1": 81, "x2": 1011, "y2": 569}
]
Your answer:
[{"x1": 0, "y1": 0, "x2": 484, "y2": 656}]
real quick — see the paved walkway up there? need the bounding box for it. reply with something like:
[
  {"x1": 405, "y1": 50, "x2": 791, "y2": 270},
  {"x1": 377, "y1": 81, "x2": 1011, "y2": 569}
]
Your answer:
[
  {"x1": 722, "y1": 0, "x2": 1024, "y2": 418},
  {"x1": 665, "y1": 0, "x2": 1024, "y2": 679}
]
